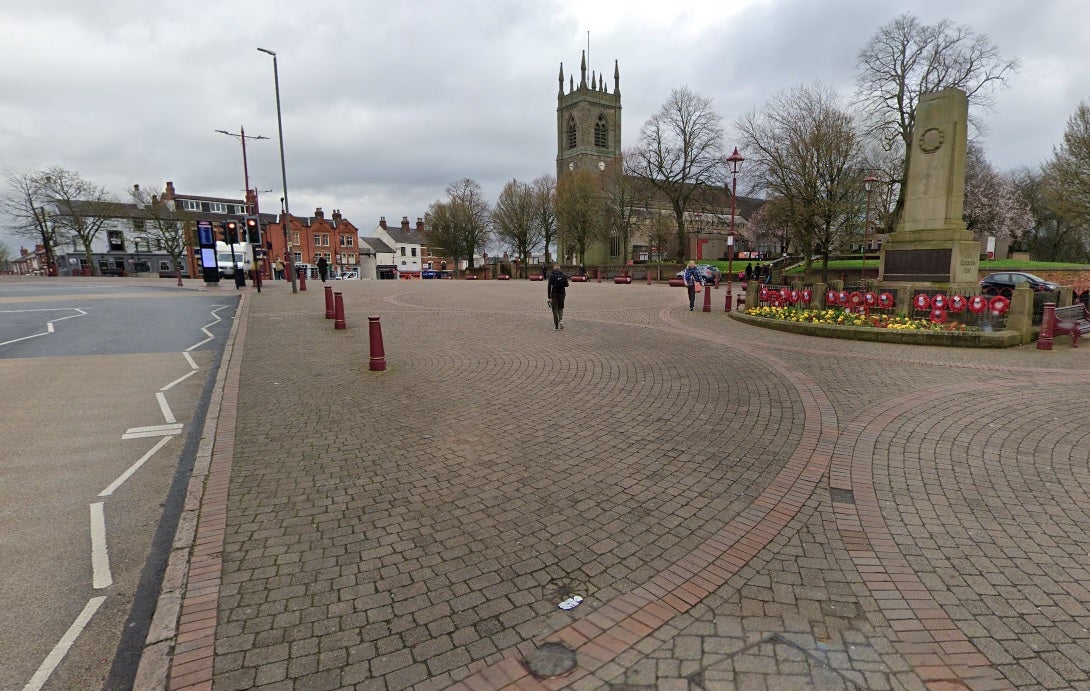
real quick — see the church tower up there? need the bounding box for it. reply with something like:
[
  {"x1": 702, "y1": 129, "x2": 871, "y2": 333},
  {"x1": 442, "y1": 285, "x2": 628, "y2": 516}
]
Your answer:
[{"x1": 556, "y1": 51, "x2": 621, "y2": 180}]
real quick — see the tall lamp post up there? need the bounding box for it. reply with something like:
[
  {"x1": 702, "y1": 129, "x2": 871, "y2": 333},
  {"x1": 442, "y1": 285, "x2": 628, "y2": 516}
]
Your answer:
[
  {"x1": 862, "y1": 175, "x2": 877, "y2": 287},
  {"x1": 257, "y1": 47, "x2": 298, "y2": 294},
  {"x1": 725, "y1": 147, "x2": 744, "y2": 312}
]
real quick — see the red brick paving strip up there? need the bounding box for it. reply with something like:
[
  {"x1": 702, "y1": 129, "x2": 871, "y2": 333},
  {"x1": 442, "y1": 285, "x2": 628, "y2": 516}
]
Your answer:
[
  {"x1": 449, "y1": 328, "x2": 838, "y2": 689},
  {"x1": 133, "y1": 292, "x2": 249, "y2": 691},
  {"x1": 831, "y1": 381, "x2": 1013, "y2": 691}
]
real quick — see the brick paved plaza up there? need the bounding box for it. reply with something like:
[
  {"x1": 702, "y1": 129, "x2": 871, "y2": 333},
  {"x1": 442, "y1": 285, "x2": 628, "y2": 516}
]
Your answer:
[{"x1": 150, "y1": 276, "x2": 1090, "y2": 690}]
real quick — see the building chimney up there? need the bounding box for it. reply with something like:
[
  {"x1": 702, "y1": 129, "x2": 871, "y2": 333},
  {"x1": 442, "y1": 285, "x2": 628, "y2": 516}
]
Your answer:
[
  {"x1": 379, "y1": 216, "x2": 387, "y2": 230},
  {"x1": 314, "y1": 207, "x2": 324, "y2": 219},
  {"x1": 164, "y1": 181, "x2": 175, "y2": 198},
  {"x1": 416, "y1": 218, "x2": 424, "y2": 232},
  {"x1": 401, "y1": 216, "x2": 410, "y2": 230},
  {"x1": 332, "y1": 209, "x2": 342, "y2": 221}
]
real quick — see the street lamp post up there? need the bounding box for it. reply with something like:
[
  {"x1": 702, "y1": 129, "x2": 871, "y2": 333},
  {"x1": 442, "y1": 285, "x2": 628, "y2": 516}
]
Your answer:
[
  {"x1": 725, "y1": 147, "x2": 744, "y2": 312},
  {"x1": 257, "y1": 47, "x2": 298, "y2": 294},
  {"x1": 863, "y1": 175, "x2": 878, "y2": 288}
]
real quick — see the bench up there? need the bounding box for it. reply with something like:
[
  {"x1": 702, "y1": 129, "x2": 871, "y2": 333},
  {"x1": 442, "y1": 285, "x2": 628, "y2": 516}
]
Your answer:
[{"x1": 1052, "y1": 304, "x2": 1090, "y2": 347}]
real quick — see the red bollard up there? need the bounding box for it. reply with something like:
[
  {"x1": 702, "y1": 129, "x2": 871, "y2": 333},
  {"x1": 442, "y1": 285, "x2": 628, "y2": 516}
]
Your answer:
[
  {"x1": 1038, "y1": 302, "x2": 1055, "y2": 350},
  {"x1": 298, "y1": 267, "x2": 307, "y2": 291},
  {"x1": 368, "y1": 316, "x2": 387, "y2": 371},
  {"x1": 333, "y1": 292, "x2": 346, "y2": 330},
  {"x1": 597, "y1": 269, "x2": 602, "y2": 283},
  {"x1": 646, "y1": 270, "x2": 652, "y2": 285},
  {"x1": 714, "y1": 274, "x2": 720, "y2": 289},
  {"x1": 324, "y1": 285, "x2": 334, "y2": 318},
  {"x1": 702, "y1": 284, "x2": 712, "y2": 312}
]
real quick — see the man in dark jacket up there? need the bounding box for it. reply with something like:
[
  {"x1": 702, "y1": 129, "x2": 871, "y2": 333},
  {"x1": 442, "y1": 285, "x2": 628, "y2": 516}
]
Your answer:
[
  {"x1": 547, "y1": 263, "x2": 569, "y2": 330},
  {"x1": 316, "y1": 256, "x2": 329, "y2": 282}
]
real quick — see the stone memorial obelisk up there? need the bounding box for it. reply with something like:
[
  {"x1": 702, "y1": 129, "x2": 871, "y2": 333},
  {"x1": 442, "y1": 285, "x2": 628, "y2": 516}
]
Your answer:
[{"x1": 879, "y1": 87, "x2": 979, "y2": 293}]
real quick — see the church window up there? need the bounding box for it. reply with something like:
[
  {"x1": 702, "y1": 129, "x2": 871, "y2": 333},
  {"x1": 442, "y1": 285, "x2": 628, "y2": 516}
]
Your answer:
[
  {"x1": 566, "y1": 116, "x2": 577, "y2": 149},
  {"x1": 595, "y1": 114, "x2": 608, "y2": 148}
]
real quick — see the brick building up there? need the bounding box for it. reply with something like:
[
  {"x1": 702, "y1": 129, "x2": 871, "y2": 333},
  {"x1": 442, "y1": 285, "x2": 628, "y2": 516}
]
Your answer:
[{"x1": 264, "y1": 208, "x2": 361, "y2": 279}]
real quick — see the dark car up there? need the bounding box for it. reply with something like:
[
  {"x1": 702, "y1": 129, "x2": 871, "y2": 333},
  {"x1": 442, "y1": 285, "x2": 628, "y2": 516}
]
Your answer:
[
  {"x1": 979, "y1": 271, "x2": 1060, "y2": 296},
  {"x1": 675, "y1": 264, "x2": 721, "y2": 285}
]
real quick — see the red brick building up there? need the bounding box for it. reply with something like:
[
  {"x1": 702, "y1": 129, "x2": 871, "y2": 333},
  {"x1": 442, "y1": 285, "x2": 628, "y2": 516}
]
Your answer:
[{"x1": 264, "y1": 208, "x2": 361, "y2": 278}]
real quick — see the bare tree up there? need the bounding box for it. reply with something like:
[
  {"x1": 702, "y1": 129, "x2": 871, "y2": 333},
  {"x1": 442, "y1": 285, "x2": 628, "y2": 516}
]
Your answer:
[
  {"x1": 737, "y1": 83, "x2": 867, "y2": 280},
  {"x1": 446, "y1": 178, "x2": 491, "y2": 269},
  {"x1": 1, "y1": 168, "x2": 62, "y2": 275},
  {"x1": 530, "y1": 175, "x2": 557, "y2": 264},
  {"x1": 630, "y1": 86, "x2": 727, "y2": 253},
  {"x1": 131, "y1": 183, "x2": 194, "y2": 286},
  {"x1": 423, "y1": 178, "x2": 492, "y2": 274},
  {"x1": 600, "y1": 151, "x2": 645, "y2": 264},
  {"x1": 492, "y1": 178, "x2": 541, "y2": 277},
  {"x1": 555, "y1": 167, "x2": 601, "y2": 264},
  {"x1": 962, "y1": 142, "x2": 1032, "y2": 245},
  {"x1": 423, "y1": 200, "x2": 464, "y2": 275},
  {"x1": 33, "y1": 167, "x2": 119, "y2": 275},
  {"x1": 855, "y1": 13, "x2": 1019, "y2": 230},
  {"x1": 1019, "y1": 102, "x2": 1090, "y2": 262}
]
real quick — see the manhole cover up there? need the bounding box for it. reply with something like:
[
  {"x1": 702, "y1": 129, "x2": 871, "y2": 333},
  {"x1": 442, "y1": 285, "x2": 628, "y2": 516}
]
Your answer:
[{"x1": 525, "y1": 641, "x2": 577, "y2": 679}]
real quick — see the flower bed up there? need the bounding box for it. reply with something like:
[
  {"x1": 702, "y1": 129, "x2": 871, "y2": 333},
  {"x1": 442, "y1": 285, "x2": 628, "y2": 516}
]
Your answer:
[{"x1": 747, "y1": 305, "x2": 974, "y2": 332}]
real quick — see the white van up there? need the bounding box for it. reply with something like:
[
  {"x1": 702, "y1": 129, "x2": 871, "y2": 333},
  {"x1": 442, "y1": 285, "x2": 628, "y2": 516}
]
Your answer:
[{"x1": 216, "y1": 242, "x2": 253, "y2": 277}]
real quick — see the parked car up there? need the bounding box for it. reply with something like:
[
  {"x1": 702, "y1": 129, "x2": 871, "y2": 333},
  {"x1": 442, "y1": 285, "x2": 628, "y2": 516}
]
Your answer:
[
  {"x1": 674, "y1": 264, "x2": 721, "y2": 285},
  {"x1": 979, "y1": 271, "x2": 1060, "y2": 296},
  {"x1": 336, "y1": 270, "x2": 359, "y2": 280}
]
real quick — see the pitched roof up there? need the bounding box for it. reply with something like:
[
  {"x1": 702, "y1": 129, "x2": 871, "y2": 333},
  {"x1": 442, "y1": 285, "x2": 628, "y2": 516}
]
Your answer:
[{"x1": 361, "y1": 237, "x2": 395, "y2": 254}]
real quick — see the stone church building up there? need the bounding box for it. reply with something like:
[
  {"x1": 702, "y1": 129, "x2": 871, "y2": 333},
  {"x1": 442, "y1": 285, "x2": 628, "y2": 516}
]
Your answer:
[{"x1": 554, "y1": 52, "x2": 759, "y2": 266}]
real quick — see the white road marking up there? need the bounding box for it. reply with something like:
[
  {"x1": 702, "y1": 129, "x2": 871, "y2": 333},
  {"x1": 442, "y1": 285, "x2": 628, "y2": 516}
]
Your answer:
[
  {"x1": 89, "y1": 503, "x2": 112, "y2": 589},
  {"x1": 0, "y1": 308, "x2": 86, "y2": 348},
  {"x1": 184, "y1": 304, "x2": 230, "y2": 351},
  {"x1": 183, "y1": 351, "x2": 198, "y2": 370},
  {"x1": 160, "y1": 369, "x2": 197, "y2": 391},
  {"x1": 0, "y1": 332, "x2": 47, "y2": 347},
  {"x1": 22, "y1": 596, "x2": 107, "y2": 691},
  {"x1": 121, "y1": 426, "x2": 183, "y2": 440},
  {"x1": 100, "y1": 435, "x2": 174, "y2": 496},
  {"x1": 155, "y1": 392, "x2": 176, "y2": 424}
]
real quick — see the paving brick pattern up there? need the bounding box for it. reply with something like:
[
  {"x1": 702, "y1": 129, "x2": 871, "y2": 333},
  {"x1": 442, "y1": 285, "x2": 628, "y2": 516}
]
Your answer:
[{"x1": 157, "y1": 278, "x2": 1090, "y2": 690}]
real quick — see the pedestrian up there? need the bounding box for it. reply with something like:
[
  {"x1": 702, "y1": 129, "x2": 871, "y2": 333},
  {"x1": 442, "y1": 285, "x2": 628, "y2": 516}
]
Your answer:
[
  {"x1": 273, "y1": 256, "x2": 284, "y2": 280},
  {"x1": 579, "y1": 264, "x2": 586, "y2": 277},
  {"x1": 745, "y1": 263, "x2": 753, "y2": 280},
  {"x1": 317, "y1": 256, "x2": 329, "y2": 282},
  {"x1": 547, "y1": 263, "x2": 570, "y2": 330},
  {"x1": 683, "y1": 260, "x2": 700, "y2": 311}
]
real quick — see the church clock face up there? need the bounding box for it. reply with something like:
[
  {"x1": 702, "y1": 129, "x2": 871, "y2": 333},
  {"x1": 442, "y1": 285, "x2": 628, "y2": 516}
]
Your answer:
[
  {"x1": 568, "y1": 162, "x2": 574, "y2": 170},
  {"x1": 598, "y1": 161, "x2": 605, "y2": 170}
]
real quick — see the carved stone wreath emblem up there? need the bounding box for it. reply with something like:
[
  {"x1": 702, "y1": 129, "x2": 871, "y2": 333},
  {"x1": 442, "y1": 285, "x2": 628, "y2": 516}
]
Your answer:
[{"x1": 919, "y1": 127, "x2": 944, "y2": 153}]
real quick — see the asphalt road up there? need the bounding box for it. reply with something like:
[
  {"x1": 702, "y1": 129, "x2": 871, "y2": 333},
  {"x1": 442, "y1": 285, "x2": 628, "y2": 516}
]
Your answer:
[{"x1": 0, "y1": 278, "x2": 238, "y2": 691}]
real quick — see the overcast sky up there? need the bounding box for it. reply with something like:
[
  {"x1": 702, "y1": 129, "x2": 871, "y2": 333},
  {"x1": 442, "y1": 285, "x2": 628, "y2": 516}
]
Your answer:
[{"x1": 2, "y1": 0, "x2": 1087, "y2": 253}]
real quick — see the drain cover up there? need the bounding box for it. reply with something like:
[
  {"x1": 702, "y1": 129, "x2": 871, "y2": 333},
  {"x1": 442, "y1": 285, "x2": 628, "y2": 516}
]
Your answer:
[{"x1": 525, "y1": 641, "x2": 577, "y2": 679}]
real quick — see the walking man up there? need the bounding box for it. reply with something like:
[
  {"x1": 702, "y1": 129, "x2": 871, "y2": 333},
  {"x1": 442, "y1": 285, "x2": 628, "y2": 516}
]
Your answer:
[
  {"x1": 317, "y1": 255, "x2": 329, "y2": 282},
  {"x1": 547, "y1": 263, "x2": 569, "y2": 330}
]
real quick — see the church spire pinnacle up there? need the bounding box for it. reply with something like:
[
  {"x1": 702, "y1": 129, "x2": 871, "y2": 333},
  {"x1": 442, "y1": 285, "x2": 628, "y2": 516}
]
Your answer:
[
  {"x1": 558, "y1": 63, "x2": 564, "y2": 96},
  {"x1": 580, "y1": 50, "x2": 587, "y2": 88},
  {"x1": 614, "y1": 60, "x2": 620, "y2": 96}
]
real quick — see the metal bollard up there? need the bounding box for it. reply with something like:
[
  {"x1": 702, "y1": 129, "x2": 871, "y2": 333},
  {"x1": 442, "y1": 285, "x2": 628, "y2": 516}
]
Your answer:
[
  {"x1": 324, "y1": 285, "x2": 334, "y2": 319},
  {"x1": 702, "y1": 284, "x2": 712, "y2": 312},
  {"x1": 368, "y1": 316, "x2": 387, "y2": 371},
  {"x1": 597, "y1": 269, "x2": 602, "y2": 283},
  {"x1": 298, "y1": 267, "x2": 307, "y2": 291},
  {"x1": 1038, "y1": 302, "x2": 1055, "y2": 350},
  {"x1": 333, "y1": 292, "x2": 346, "y2": 330},
  {"x1": 646, "y1": 270, "x2": 652, "y2": 285}
]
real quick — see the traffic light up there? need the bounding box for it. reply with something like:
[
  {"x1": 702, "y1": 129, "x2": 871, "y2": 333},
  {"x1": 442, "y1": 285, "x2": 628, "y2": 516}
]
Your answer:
[
  {"x1": 245, "y1": 217, "x2": 261, "y2": 244},
  {"x1": 224, "y1": 220, "x2": 239, "y2": 245}
]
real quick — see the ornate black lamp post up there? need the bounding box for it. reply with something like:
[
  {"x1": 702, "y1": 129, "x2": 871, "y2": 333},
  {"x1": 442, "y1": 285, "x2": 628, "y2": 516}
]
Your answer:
[{"x1": 725, "y1": 148, "x2": 744, "y2": 312}]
